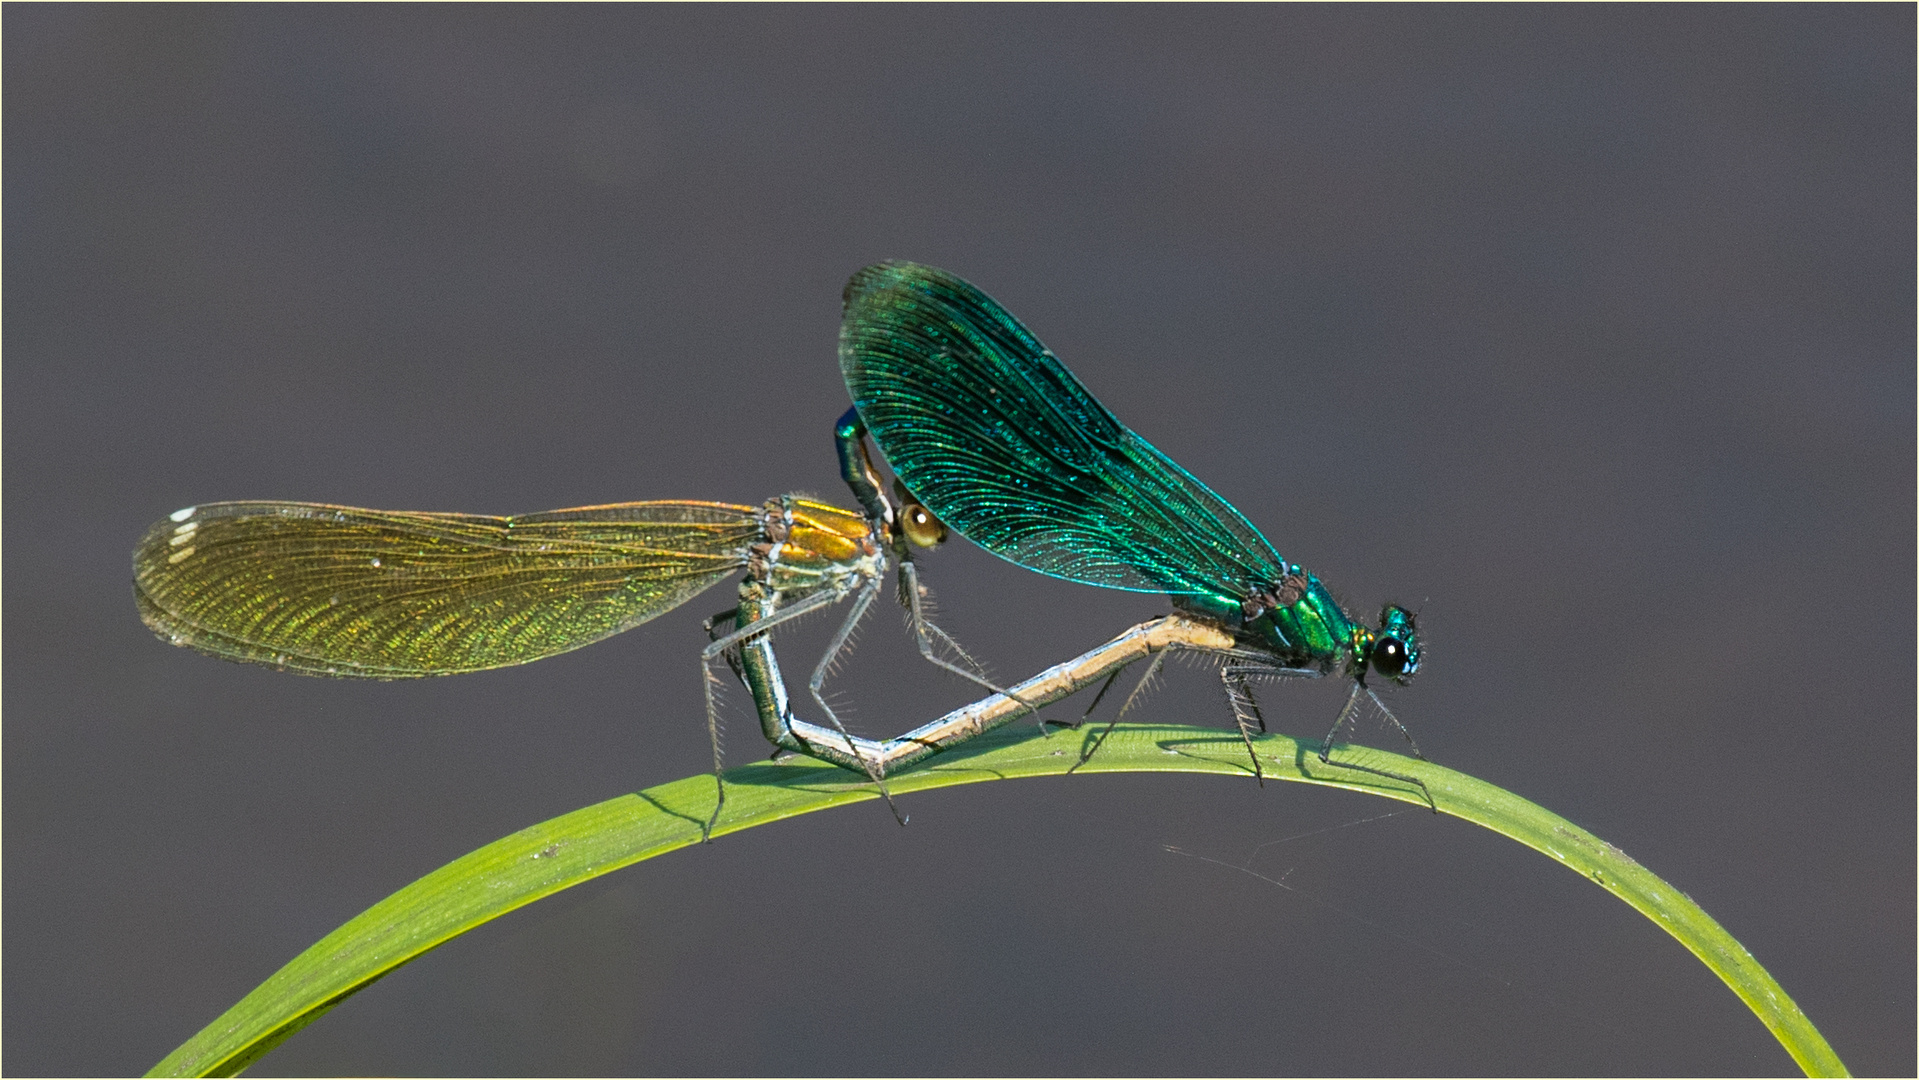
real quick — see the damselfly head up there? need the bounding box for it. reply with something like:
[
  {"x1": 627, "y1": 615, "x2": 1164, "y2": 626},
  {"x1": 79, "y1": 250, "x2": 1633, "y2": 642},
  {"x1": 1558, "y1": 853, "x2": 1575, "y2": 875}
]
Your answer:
[{"x1": 1368, "y1": 604, "x2": 1421, "y2": 683}]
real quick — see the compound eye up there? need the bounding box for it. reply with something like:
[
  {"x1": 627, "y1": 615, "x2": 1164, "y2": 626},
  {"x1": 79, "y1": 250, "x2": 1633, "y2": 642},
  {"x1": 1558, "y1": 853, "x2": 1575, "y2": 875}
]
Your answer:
[
  {"x1": 900, "y1": 502, "x2": 948, "y2": 548},
  {"x1": 1371, "y1": 637, "x2": 1408, "y2": 678}
]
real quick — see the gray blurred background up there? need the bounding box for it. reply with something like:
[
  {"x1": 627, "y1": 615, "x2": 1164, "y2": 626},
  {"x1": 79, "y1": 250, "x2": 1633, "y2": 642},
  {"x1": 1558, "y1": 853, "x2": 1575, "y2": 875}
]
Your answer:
[{"x1": 7, "y1": 6, "x2": 1912, "y2": 1075}]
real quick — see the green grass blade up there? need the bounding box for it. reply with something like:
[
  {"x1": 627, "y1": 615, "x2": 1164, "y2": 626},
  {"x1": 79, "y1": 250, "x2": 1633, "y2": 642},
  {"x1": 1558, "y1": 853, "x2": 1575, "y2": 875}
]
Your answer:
[{"x1": 147, "y1": 724, "x2": 1848, "y2": 1078}]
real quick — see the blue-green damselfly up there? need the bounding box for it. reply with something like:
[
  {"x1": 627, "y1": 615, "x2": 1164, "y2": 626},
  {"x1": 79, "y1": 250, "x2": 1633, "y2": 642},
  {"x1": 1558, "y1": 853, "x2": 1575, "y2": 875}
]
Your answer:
[{"x1": 833, "y1": 262, "x2": 1431, "y2": 803}]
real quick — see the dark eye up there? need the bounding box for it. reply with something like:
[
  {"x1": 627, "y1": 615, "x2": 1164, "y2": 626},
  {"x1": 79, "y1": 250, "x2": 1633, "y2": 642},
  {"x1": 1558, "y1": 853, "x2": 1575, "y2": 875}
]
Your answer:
[
  {"x1": 1371, "y1": 637, "x2": 1408, "y2": 677},
  {"x1": 900, "y1": 502, "x2": 947, "y2": 548}
]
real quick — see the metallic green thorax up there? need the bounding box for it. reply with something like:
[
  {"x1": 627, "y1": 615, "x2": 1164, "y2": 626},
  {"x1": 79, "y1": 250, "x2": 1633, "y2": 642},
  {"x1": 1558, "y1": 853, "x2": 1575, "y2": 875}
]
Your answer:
[
  {"x1": 837, "y1": 261, "x2": 1422, "y2": 686},
  {"x1": 1236, "y1": 574, "x2": 1358, "y2": 674}
]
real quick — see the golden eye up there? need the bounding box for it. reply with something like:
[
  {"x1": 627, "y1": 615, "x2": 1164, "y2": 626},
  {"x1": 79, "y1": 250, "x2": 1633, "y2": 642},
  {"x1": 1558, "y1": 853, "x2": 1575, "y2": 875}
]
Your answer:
[{"x1": 900, "y1": 502, "x2": 947, "y2": 548}]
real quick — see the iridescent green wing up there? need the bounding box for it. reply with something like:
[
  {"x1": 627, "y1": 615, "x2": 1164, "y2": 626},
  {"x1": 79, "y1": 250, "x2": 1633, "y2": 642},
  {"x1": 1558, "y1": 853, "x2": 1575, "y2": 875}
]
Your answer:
[
  {"x1": 133, "y1": 500, "x2": 765, "y2": 678},
  {"x1": 839, "y1": 262, "x2": 1287, "y2": 607}
]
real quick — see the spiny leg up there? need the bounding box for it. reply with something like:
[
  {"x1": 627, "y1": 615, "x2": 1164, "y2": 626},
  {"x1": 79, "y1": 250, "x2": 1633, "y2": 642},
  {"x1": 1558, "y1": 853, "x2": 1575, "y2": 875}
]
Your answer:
[
  {"x1": 698, "y1": 647, "x2": 730, "y2": 842},
  {"x1": 917, "y1": 619, "x2": 999, "y2": 690},
  {"x1": 1316, "y1": 679, "x2": 1363, "y2": 758},
  {"x1": 1314, "y1": 682, "x2": 1435, "y2": 812},
  {"x1": 1365, "y1": 685, "x2": 1426, "y2": 761},
  {"x1": 698, "y1": 609, "x2": 745, "y2": 837},
  {"x1": 1067, "y1": 652, "x2": 1164, "y2": 774},
  {"x1": 897, "y1": 560, "x2": 1043, "y2": 727},
  {"x1": 698, "y1": 586, "x2": 864, "y2": 840},
  {"x1": 1223, "y1": 667, "x2": 1271, "y2": 735},
  {"x1": 1219, "y1": 665, "x2": 1272, "y2": 784},
  {"x1": 806, "y1": 575, "x2": 908, "y2": 825},
  {"x1": 1213, "y1": 659, "x2": 1335, "y2": 783},
  {"x1": 896, "y1": 563, "x2": 992, "y2": 678}
]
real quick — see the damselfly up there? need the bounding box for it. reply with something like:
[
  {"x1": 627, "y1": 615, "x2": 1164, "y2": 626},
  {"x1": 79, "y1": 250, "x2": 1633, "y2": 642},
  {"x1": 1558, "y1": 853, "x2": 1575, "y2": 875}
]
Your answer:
[
  {"x1": 133, "y1": 491, "x2": 1003, "y2": 833},
  {"x1": 835, "y1": 262, "x2": 1430, "y2": 802}
]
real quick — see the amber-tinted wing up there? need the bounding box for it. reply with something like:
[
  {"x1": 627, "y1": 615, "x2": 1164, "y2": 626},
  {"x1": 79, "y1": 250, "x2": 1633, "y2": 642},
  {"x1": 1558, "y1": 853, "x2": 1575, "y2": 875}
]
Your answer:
[{"x1": 133, "y1": 500, "x2": 766, "y2": 678}]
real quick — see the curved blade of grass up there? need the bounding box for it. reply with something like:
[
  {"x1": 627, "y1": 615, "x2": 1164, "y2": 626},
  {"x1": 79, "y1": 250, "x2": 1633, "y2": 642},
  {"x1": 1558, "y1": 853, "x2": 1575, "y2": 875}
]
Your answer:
[{"x1": 148, "y1": 724, "x2": 1848, "y2": 1078}]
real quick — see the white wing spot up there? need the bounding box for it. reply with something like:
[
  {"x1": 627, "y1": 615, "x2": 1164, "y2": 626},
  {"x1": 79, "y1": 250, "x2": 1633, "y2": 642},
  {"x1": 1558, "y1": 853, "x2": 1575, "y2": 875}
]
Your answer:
[
  {"x1": 370, "y1": 557, "x2": 382, "y2": 568},
  {"x1": 169, "y1": 507, "x2": 197, "y2": 522},
  {"x1": 168, "y1": 546, "x2": 196, "y2": 564},
  {"x1": 169, "y1": 522, "x2": 200, "y2": 544}
]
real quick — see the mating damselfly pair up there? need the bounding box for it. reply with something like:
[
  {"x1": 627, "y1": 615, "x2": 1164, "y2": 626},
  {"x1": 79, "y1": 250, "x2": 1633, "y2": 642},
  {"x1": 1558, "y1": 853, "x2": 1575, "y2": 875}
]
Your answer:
[{"x1": 134, "y1": 263, "x2": 1429, "y2": 835}]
